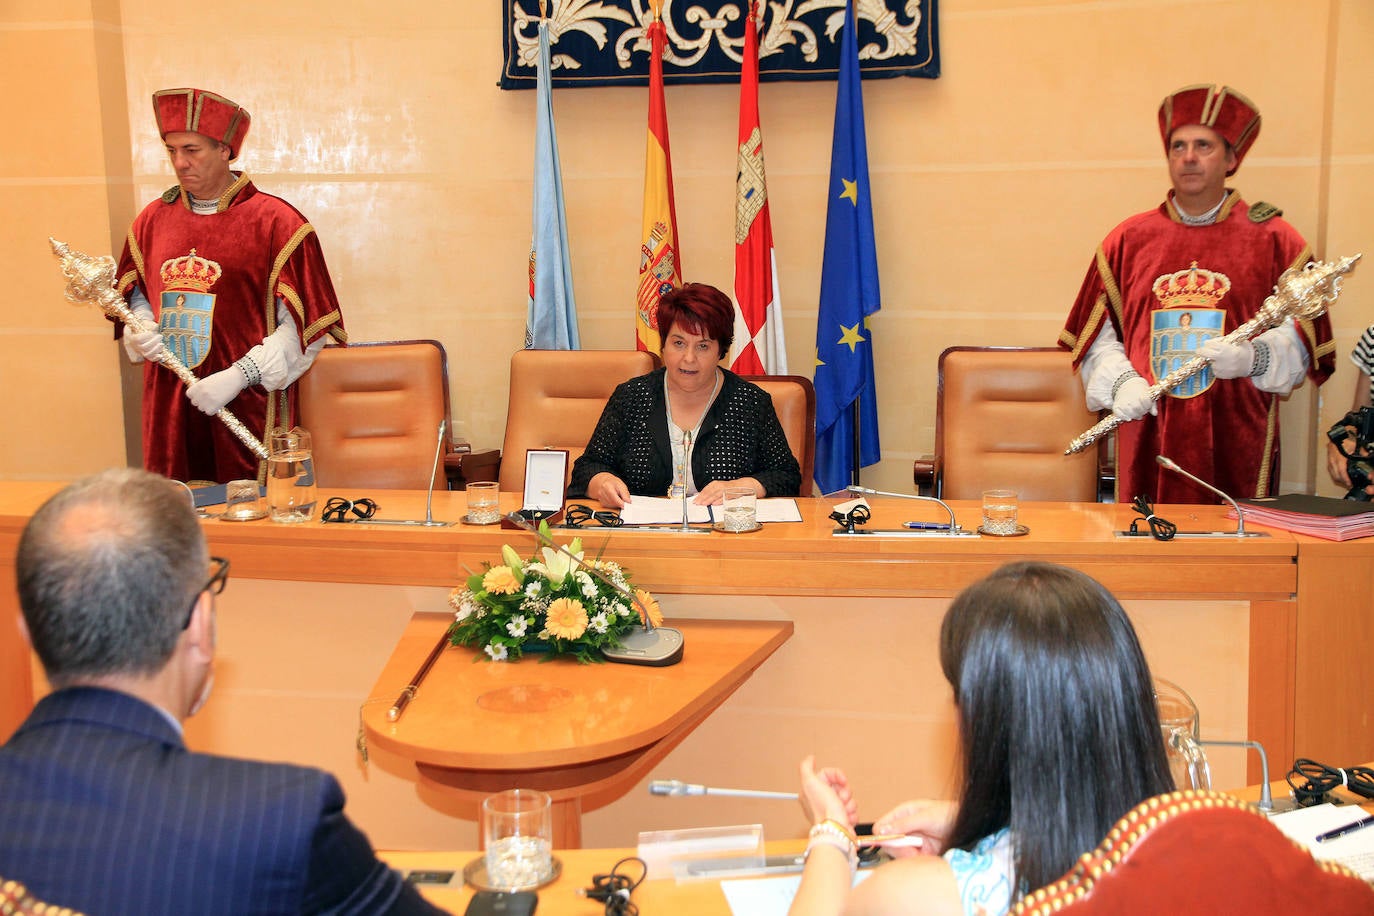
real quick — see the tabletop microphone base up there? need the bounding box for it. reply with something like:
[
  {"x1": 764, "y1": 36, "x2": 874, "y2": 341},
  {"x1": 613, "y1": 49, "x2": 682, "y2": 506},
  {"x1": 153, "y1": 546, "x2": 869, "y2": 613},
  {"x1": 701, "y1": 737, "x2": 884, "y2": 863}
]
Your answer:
[{"x1": 602, "y1": 625, "x2": 685, "y2": 666}]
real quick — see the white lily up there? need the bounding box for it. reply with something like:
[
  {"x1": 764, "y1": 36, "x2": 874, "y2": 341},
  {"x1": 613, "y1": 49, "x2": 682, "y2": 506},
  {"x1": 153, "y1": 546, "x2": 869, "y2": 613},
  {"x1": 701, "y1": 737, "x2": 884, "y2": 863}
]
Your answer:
[{"x1": 540, "y1": 537, "x2": 584, "y2": 586}]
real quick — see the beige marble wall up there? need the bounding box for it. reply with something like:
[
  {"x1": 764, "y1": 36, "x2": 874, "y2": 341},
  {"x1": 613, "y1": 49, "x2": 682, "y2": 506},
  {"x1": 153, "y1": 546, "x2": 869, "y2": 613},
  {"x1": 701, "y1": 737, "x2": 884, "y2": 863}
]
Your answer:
[{"x1": 3, "y1": 0, "x2": 1371, "y2": 494}]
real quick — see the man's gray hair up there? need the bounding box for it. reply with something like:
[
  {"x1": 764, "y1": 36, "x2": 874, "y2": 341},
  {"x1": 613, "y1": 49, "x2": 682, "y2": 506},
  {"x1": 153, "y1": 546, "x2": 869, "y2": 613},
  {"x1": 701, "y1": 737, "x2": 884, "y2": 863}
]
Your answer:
[{"x1": 16, "y1": 468, "x2": 207, "y2": 685}]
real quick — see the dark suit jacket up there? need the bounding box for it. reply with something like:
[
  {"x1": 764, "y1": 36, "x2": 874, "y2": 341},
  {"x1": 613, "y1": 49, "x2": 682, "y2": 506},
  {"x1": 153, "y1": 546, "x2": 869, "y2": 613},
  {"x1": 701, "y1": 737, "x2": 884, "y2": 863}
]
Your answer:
[
  {"x1": 0, "y1": 687, "x2": 447, "y2": 915},
  {"x1": 568, "y1": 367, "x2": 802, "y2": 499}
]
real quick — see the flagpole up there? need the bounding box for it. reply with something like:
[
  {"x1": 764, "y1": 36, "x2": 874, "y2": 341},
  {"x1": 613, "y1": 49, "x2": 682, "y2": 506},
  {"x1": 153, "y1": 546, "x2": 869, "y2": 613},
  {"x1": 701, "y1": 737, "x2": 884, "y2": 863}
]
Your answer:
[{"x1": 850, "y1": 399, "x2": 861, "y2": 486}]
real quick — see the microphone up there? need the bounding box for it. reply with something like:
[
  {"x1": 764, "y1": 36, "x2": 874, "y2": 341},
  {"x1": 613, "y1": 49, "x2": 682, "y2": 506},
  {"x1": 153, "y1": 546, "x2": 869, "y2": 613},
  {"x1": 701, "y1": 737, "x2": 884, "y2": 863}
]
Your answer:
[
  {"x1": 648, "y1": 779, "x2": 798, "y2": 800},
  {"x1": 356, "y1": 420, "x2": 455, "y2": 527},
  {"x1": 845, "y1": 486, "x2": 974, "y2": 536},
  {"x1": 1155, "y1": 455, "x2": 1249, "y2": 537},
  {"x1": 503, "y1": 511, "x2": 685, "y2": 666}
]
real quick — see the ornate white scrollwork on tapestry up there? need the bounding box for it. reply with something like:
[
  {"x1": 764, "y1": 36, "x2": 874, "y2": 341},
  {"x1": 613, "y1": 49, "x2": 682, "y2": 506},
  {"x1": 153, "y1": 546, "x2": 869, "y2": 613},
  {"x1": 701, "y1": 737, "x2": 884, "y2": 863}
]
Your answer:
[{"x1": 500, "y1": 0, "x2": 939, "y2": 88}]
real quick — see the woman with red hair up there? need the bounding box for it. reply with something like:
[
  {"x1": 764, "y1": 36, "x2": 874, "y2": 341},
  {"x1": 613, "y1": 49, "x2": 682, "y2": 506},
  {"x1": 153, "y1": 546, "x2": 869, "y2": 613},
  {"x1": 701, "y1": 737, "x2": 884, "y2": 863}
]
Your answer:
[{"x1": 569, "y1": 282, "x2": 801, "y2": 507}]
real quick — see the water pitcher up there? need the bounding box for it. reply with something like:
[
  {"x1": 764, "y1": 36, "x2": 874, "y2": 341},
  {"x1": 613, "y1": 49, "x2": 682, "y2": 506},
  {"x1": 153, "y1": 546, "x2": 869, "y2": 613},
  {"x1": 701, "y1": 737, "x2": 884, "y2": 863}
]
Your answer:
[
  {"x1": 267, "y1": 426, "x2": 317, "y2": 523},
  {"x1": 1155, "y1": 677, "x2": 1212, "y2": 790}
]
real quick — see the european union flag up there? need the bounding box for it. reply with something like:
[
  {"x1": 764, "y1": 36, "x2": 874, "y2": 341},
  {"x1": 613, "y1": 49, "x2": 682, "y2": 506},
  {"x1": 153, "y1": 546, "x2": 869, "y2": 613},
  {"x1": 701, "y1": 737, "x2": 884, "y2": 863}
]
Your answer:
[{"x1": 813, "y1": 0, "x2": 881, "y2": 494}]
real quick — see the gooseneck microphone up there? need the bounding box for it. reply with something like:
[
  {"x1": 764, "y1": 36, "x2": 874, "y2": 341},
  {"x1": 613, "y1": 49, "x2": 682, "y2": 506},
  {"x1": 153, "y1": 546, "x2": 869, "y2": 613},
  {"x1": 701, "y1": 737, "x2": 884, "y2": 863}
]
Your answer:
[
  {"x1": 503, "y1": 511, "x2": 685, "y2": 665},
  {"x1": 846, "y1": 486, "x2": 968, "y2": 535},
  {"x1": 648, "y1": 779, "x2": 798, "y2": 800},
  {"x1": 1155, "y1": 455, "x2": 1246, "y2": 537},
  {"x1": 356, "y1": 420, "x2": 455, "y2": 527}
]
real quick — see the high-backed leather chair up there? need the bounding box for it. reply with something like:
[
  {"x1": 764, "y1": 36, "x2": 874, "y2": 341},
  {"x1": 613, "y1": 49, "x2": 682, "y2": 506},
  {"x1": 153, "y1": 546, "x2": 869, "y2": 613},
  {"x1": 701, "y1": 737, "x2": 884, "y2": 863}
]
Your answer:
[
  {"x1": 296, "y1": 340, "x2": 490, "y2": 490},
  {"x1": 498, "y1": 349, "x2": 658, "y2": 492},
  {"x1": 913, "y1": 346, "x2": 1111, "y2": 501},
  {"x1": 1, "y1": 608, "x2": 33, "y2": 744},
  {"x1": 1011, "y1": 790, "x2": 1374, "y2": 915},
  {"x1": 742, "y1": 375, "x2": 816, "y2": 496}
]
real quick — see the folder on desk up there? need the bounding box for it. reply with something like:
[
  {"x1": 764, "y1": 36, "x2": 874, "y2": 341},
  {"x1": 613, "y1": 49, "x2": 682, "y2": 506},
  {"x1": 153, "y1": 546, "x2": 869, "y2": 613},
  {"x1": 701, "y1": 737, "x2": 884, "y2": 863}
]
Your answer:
[{"x1": 1234, "y1": 494, "x2": 1374, "y2": 541}]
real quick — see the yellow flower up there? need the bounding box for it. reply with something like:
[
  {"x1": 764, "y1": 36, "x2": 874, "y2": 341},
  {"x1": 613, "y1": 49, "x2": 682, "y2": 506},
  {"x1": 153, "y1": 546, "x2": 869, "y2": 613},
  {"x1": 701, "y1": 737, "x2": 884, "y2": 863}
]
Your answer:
[
  {"x1": 546, "y1": 598, "x2": 588, "y2": 640},
  {"x1": 635, "y1": 589, "x2": 663, "y2": 627},
  {"x1": 482, "y1": 565, "x2": 520, "y2": 595}
]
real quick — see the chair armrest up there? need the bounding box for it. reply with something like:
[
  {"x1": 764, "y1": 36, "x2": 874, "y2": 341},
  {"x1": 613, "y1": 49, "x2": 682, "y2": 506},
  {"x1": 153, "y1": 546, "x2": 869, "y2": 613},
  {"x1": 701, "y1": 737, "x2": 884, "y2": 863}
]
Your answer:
[
  {"x1": 444, "y1": 448, "x2": 501, "y2": 491},
  {"x1": 912, "y1": 456, "x2": 939, "y2": 497}
]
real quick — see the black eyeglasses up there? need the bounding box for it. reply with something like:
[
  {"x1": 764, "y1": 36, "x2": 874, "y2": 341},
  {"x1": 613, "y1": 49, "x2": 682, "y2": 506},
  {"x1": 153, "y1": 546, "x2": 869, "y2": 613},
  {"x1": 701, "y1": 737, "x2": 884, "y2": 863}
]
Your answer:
[
  {"x1": 564, "y1": 504, "x2": 623, "y2": 528},
  {"x1": 322, "y1": 497, "x2": 379, "y2": 523},
  {"x1": 183, "y1": 556, "x2": 230, "y2": 630}
]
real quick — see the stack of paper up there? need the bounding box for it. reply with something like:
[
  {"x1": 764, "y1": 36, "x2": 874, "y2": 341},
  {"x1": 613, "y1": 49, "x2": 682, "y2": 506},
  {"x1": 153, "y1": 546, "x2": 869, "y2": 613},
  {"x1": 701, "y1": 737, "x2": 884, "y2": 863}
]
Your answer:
[
  {"x1": 1232, "y1": 494, "x2": 1374, "y2": 541},
  {"x1": 1267, "y1": 803, "x2": 1374, "y2": 881}
]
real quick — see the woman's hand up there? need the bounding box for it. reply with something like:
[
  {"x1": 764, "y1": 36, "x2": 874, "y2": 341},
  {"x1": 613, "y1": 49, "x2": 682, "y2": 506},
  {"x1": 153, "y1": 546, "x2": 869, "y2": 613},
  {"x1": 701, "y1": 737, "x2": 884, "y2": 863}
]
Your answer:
[
  {"x1": 588, "y1": 472, "x2": 631, "y2": 509},
  {"x1": 694, "y1": 477, "x2": 764, "y2": 506},
  {"x1": 799, "y1": 755, "x2": 859, "y2": 828},
  {"x1": 871, "y1": 799, "x2": 957, "y2": 857}
]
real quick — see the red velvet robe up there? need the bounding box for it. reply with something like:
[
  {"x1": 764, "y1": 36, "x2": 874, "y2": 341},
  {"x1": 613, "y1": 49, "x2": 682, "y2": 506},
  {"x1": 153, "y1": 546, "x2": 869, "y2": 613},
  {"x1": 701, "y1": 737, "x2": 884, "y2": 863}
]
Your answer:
[
  {"x1": 1060, "y1": 191, "x2": 1335, "y2": 503},
  {"x1": 116, "y1": 174, "x2": 346, "y2": 483}
]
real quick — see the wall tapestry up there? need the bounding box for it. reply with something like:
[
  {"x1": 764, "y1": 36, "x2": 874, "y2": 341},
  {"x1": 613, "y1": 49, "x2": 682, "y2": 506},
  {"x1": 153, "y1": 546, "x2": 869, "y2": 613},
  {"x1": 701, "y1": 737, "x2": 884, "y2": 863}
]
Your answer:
[{"x1": 500, "y1": 0, "x2": 939, "y2": 89}]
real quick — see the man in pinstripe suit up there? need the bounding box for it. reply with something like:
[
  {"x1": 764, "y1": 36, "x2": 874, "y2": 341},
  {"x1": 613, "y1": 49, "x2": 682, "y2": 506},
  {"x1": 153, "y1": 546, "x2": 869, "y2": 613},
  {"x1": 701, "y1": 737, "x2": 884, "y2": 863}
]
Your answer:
[{"x1": 0, "y1": 469, "x2": 448, "y2": 915}]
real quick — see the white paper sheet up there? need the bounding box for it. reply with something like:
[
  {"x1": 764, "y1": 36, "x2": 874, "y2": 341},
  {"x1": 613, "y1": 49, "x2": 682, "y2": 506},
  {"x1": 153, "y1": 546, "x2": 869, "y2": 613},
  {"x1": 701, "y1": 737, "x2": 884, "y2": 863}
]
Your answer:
[
  {"x1": 1268, "y1": 803, "x2": 1374, "y2": 880},
  {"x1": 720, "y1": 870, "x2": 872, "y2": 915}
]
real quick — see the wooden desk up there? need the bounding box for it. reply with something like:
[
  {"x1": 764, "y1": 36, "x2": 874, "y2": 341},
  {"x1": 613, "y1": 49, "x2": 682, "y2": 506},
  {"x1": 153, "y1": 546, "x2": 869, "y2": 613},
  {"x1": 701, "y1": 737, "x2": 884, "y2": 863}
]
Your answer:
[
  {"x1": 380, "y1": 841, "x2": 806, "y2": 915},
  {"x1": 3, "y1": 482, "x2": 1370, "y2": 850},
  {"x1": 362, "y1": 615, "x2": 792, "y2": 847}
]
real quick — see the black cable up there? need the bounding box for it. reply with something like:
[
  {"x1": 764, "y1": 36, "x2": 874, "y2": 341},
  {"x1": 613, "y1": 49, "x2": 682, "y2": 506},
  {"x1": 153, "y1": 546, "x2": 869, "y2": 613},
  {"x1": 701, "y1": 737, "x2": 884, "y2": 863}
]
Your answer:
[
  {"x1": 578, "y1": 856, "x2": 645, "y2": 916},
  {"x1": 1129, "y1": 495, "x2": 1177, "y2": 541},
  {"x1": 1287, "y1": 758, "x2": 1374, "y2": 806}
]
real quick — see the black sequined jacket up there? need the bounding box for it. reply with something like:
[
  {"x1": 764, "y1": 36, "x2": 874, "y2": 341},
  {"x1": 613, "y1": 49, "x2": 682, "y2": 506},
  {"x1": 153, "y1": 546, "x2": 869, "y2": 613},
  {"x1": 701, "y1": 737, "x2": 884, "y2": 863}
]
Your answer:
[{"x1": 567, "y1": 368, "x2": 802, "y2": 499}]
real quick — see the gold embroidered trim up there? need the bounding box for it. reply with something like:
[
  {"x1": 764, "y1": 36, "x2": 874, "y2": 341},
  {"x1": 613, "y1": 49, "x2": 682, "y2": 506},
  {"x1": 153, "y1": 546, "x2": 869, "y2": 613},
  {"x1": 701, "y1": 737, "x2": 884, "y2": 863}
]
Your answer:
[{"x1": 265, "y1": 223, "x2": 315, "y2": 332}]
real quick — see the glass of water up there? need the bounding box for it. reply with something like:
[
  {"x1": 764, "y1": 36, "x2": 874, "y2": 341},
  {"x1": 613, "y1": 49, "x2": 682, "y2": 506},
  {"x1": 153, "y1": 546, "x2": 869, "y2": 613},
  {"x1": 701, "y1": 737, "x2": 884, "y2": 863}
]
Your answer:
[
  {"x1": 981, "y1": 488, "x2": 1019, "y2": 535},
  {"x1": 482, "y1": 789, "x2": 553, "y2": 890},
  {"x1": 267, "y1": 426, "x2": 317, "y2": 524}
]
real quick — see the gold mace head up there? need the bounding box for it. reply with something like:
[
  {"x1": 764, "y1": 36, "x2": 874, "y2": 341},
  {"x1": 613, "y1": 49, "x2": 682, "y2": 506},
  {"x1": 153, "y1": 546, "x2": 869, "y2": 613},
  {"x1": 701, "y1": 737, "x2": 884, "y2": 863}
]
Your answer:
[
  {"x1": 1258, "y1": 253, "x2": 1363, "y2": 324},
  {"x1": 49, "y1": 237, "x2": 118, "y2": 307}
]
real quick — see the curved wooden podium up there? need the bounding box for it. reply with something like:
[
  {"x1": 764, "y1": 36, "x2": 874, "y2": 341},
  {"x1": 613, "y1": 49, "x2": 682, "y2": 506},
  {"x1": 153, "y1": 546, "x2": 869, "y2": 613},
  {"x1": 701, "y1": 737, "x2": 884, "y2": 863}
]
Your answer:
[{"x1": 361, "y1": 615, "x2": 792, "y2": 847}]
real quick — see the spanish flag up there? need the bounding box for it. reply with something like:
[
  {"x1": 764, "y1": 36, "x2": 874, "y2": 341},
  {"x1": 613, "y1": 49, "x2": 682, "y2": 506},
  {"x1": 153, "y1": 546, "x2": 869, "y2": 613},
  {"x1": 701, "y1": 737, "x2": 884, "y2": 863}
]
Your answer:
[
  {"x1": 635, "y1": 0, "x2": 682, "y2": 355},
  {"x1": 729, "y1": 0, "x2": 786, "y2": 375}
]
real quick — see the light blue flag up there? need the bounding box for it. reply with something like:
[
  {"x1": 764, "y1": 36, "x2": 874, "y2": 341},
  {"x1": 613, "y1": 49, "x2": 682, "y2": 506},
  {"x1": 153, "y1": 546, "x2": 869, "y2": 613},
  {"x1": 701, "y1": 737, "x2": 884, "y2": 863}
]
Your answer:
[
  {"x1": 526, "y1": 19, "x2": 580, "y2": 349},
  {"x1": 813, "y1": 0, "x2": 881, "y2": 494}
]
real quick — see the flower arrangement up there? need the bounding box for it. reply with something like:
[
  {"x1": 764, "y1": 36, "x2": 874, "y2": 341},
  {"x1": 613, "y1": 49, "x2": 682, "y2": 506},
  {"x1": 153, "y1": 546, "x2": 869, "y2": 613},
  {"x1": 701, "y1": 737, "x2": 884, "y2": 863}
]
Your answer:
[{"x1": 448, "y1": 525, "x2": 663, "y2": 663}]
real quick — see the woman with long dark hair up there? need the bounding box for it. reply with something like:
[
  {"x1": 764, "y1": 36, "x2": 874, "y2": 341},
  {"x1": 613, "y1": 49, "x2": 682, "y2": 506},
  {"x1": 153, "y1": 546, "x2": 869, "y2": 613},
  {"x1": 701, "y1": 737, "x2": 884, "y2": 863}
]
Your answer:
[{"x1": 789, "y1": 561, "x2": 1174, "y2": 915}]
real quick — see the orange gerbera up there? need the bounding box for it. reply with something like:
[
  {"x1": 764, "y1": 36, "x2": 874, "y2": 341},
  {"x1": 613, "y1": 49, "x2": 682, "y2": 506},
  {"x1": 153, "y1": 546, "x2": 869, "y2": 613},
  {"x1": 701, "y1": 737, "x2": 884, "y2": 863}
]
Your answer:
[
  {"x1": 634, "y1": 589, "x2": 663, "y2": 627},
  {"x1": 546, "y1": 598, "x2": 588, "y2": 640},
  {"x1": 482, "y1": 566, "x2": 520, "y2": 595}
]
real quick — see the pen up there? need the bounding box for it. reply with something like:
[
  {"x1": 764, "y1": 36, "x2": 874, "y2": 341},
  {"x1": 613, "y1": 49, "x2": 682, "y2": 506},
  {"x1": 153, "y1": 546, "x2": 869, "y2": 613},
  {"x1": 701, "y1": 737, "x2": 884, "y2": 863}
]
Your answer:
[
  {"x1": 903, "y1": 521, "x2": 951, "y2": 530},
  {"x1": 1315, "y1": 813, "x2": 1374, "y2": 843}
]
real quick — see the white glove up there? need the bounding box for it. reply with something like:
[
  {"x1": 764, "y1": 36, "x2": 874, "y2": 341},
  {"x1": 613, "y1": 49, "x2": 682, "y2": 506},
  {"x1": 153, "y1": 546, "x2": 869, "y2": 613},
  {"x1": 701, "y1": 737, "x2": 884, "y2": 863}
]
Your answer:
[
  {"x1": 185, "y1": 365, "x2": 249, "y2": 415},
  {"x1": 1112, "y1": 375, "x2": 1158, "y2": 421},
  {"x1": 1197, "y1": 338, "x2": 1255, "y2": 379},
  {"x1": 121, "y1": 308, "x2": 166, "y2": 364}
]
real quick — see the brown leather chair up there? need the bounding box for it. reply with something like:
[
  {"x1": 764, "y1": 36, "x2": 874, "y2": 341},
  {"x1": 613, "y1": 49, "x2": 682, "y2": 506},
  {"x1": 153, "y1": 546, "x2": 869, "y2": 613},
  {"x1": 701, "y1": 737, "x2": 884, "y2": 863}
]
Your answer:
[
  {"x1": 1012, "y1": 790, "x2": 1374, "y2": 915},
  {"x1": 913, "y1": 346, "x2": 1112, "y2": 502},
  {"x1": 742, "y1": 375, "x2": 816, "y2": 496},
  {"x1": 497, "y1": 349, "x2": 658, "y2": 492},
  {"x1": 0, "y1": 609, "x2": 33, "y2": 744},
  {"x1": 296, "y1": 340, "x2": 495, "y2": 490}
]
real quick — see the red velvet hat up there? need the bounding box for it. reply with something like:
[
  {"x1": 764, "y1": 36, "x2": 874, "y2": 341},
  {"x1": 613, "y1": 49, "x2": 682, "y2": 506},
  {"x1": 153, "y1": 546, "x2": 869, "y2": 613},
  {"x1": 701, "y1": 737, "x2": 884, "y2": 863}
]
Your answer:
[
  {"x1": 1158, "y1": 84, "x2": 1260, "y2": 176},
  {"x1": 152, "y1": 88, "x2": 251, "y2": 160}
]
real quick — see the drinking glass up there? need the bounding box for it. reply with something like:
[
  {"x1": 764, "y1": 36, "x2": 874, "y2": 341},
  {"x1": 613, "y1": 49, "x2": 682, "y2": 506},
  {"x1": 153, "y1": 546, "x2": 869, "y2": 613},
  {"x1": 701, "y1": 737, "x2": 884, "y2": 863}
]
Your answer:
[
  {"x1": 720, "y1": 486, "x2": 758, "y2": 531},
  {"x1": 466, "y1": 481, "x2": 502, "y2": 525},
  {"x1": 981, "y1": 488, "x2": 1019, "y2": 535},
  {"x1": 482, "y1": 789, "x2": 552, "y2": 890}
]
